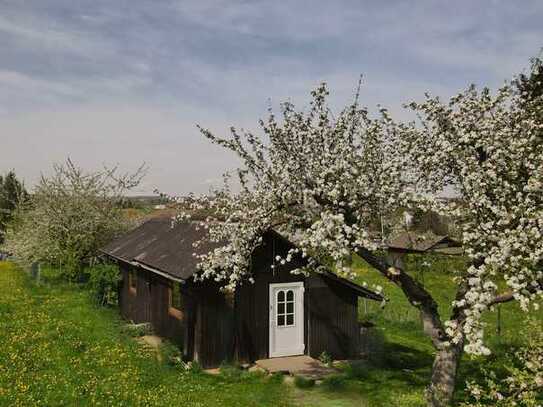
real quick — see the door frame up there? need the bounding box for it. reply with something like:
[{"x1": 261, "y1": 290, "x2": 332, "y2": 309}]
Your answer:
[{"x1": 268, "y1": 281, "x2": 305, "y2": 358}]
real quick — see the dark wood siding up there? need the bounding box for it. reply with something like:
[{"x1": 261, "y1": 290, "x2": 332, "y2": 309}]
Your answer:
[
  {"x1": 118, "y1": 263, "x2": 188, "y2": 356},
  {"x1": 235, "y1": 234, "x2": 307, "y2": 362},
  {"x1": 117, "y1": 230, "x2": 361, "y2": 368},
  {"x1": 192, "y1": 281, "x2": 235, "y2": 368},
  {"x1": 306, "y1": 275, "x2": 360, "y2": 359},
  {"x1": 119, "y1": 263, "x2": 148, "y2": 323},
  {"x1": 235, "y1": 232, "x2": 360, "y2": 362}
]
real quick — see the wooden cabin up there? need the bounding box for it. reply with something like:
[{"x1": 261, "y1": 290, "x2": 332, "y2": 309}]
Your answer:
[{"x1": 101, "y1": 217, "x2": 383, "y2": 368}]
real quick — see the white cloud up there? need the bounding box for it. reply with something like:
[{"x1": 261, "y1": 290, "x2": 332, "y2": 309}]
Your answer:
[{"x1": 0, "y1": 0, "x2": 541, "y2": 194}]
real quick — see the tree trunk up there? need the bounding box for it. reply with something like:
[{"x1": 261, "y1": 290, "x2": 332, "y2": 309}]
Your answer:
[
  {"x1": 354, "y1": 246, "x2": 469, "y2": 407},
  {"x1": 427, "y1": 341, "x2": 464, "y2": 407}
]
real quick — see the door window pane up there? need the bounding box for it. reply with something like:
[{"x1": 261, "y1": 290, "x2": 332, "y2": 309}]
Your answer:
[
  {"x1": 276, "y1": 288, "x2": 297, "y2": 327},
  {"x1": 286, "y1": 302, "x2": 293, "y2": 314},
  {"x1": 286, "y1": 290, "x2": 294, "y2": 301},
  {"x1": 278, "y1": 302, "x2": 285, "y2": 314},
  {"x1": 286, "y1": 314, "x2": 294, "y2": 325}
]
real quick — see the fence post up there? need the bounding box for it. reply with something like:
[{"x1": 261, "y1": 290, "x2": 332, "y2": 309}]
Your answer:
[
  {"x1": 496, "y1": 305, "x2": 502, "y2": 337},
  {"x1": 31, "y1": 262, "x2": 41, "y2": 284}
]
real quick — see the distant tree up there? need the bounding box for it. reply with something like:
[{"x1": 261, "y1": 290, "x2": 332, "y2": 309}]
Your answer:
[
  {"x1": 3, "y1": 159, "x2": 145, "y2": 279},
  {"x1": 515, "y1": 54, "x2": 543, "y2": 103},
  {"x1": 0, "y1": 170, "x2": 27, "y2": 244}
]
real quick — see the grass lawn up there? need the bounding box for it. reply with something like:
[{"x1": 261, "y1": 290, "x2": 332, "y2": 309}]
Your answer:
[
  {"x1": 0, "y1": 258, "x2": 540, "y2": 407},
  {"x1": 0, "y1": 262, "x2": 288, "y2": 407}
]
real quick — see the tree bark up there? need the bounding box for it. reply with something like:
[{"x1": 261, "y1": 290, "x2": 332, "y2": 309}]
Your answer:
[{"x1": 428, "y1": 340, "x2": 464, "y2": 407}]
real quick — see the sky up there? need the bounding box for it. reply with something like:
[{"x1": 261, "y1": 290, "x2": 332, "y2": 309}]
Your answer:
[{"x1": 1, "y1": 1, "x2": 542, "y2": 195}]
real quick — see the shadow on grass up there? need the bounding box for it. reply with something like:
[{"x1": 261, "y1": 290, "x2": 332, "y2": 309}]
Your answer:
[{"x1": 309, "y1": 340, "x2": 435, "y2": 406}]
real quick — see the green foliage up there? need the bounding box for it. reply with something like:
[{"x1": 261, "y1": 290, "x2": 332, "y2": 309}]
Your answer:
[
  {"x1": 0, "y1": 170, "x2": 27, "y2": 244},
  {"x1": 351, "y1": 253, "x2": 543, "y2": 405},
  {"x1": 460, "y1": 319, "x2": 543, "y2": 407},
  {"x1": 321, "y1": 374, "x2": 347, "y2": 391},
  {"x1": 343, "y1": 362, "x2": 369, "y2": 380},
  {"x1": 318, "y1": 351, "x2": 333, "y2": 367},
  {"x1": 0, "y1": 262, "x2": 288, "y2": 407},
  {"x1": 219, "y1": 362, "x2": 244, "y2": 381},
  {"x1": 1, "y1": 252, "x2": 541, "y2": 406},
  {"x1": 515, "y1": 55, "x2": 543, "y2": 102},
  {"x1": 293, "y1": 375, "x2": 315, "y2": 389},
  {"x1": 120, "y1": 322, "x2": 152, "y2": 338},
  {"x1": 86, "y1": 264, "x2": 121, "y2": 306},
  {"x1": 158, "y1": 341, "x2": 182, "y2": 366}
]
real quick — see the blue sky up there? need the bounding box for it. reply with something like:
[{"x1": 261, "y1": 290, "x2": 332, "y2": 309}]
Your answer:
[{"x1": 1, "y1": 0, "x2": 542, "y2": 194}]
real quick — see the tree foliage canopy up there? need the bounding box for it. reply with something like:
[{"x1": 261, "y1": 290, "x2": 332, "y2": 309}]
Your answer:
[
  {"x1": 0, "y1": 170, "x2": 27, "y2": 244},
  {"x1": 3, "y1": 159, "x2": 145, "y2": 279},
  {"x1": 174, "y1": 59, "x2": 542, "y2": 406}
]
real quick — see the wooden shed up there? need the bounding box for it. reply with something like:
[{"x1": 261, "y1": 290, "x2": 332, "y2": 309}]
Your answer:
[{"x1": 101, "y1": 217, "x2": 383, "y2": 368}]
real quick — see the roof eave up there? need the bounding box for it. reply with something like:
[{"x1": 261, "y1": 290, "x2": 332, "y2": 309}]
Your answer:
[{"x1": 100, "y1": 250, "x2": 186, "y2": 284}]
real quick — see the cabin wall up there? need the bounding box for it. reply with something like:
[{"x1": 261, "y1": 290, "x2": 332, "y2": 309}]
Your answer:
[
  {"x1": 235, "y1": 233, "x2": 361, "y2": 363},
  {"x1": 306, "y1": 275, "x2": 360, "y2": 359},
  {"x1": 116, "y1": 230, "x2": 362, "y2": 368},
  {"x1": 235, "y1": 235, "x2": 307, "y2": 362},
  {"x1": 192, "y1": 281, "x2": 235, "y2": 368},
  {"x1": 118, "y1": 263, "x2": 188, "y2": 353}
]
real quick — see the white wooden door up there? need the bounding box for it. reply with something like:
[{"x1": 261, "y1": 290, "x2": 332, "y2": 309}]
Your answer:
[{"x1": 269, "y1": 282, "x2": 305, "y2": 358}]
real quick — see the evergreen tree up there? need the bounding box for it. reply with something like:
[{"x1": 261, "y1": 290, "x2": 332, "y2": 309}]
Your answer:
[{"x1": 0, "y1": 170, "x2": 27, "y2": 243}]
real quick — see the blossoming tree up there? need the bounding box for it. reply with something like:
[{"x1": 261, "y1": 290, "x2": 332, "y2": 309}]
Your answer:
[
  {"x1": 177, "y1": 63, "x2": 542, "y2": 406},
  {"x1": 401, "y1": 62, "x2": 542, "y2": 404}
]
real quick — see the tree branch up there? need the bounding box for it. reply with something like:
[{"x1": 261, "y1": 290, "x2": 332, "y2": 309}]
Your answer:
[
  {"x1": 355, "y1": 246, "x2": 448, "y2": 346},
  {"x1": 489, "y1": 279, "x2": 543, "y2": 306}
]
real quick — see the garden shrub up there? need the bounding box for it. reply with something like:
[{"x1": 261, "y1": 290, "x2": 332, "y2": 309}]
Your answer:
[
  {"x1": 87, "y1": 264, "x2": 121, "y2": 306},
  {"x1": 159, "y1": 341, "x2": 182, "y2": 366},
  {"x1": 293, "y1": 375, "x2": 315, "y2": 389},
  {"x1": 321, "y1": 374, "x2": 347, "y2": 391},
  {"x1": 219, "y1": 362, "x2": 244, "y2": 380},
  {"x1": 121, "y1": 322, "x2": 152, "y2": 338},
  {"x1": 318, "y1": 351, "x2": 333, "y2": 367}
]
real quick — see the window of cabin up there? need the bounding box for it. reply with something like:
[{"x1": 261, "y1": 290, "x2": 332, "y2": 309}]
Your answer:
[
  {"x1": 128, "y1": 270, "x2": 137, "y2": 294},
  {"x1": 169, "y1": 282, "x2": 184, "y2": 319}
]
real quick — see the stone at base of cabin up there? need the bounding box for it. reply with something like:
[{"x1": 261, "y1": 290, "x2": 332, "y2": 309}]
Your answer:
[
  {"x1": 141, "y1": 335, "x2": 163, "y2": 348},
  {"x1": 136, "y1": 335, "x2": 164, "y2": 361},
  {"x1": 203, "y1": 368, "x2": 221, "y2": 375},
  {"x1": 248, "y1": 365, "x2": 267, "y2": 374},
  {"x1": 255, "y1": 356, "x2": 337, "y2": 380}
]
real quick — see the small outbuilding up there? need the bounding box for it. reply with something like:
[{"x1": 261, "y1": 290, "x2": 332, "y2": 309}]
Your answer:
[
  {"x1": 101, "y1": 216, "x2": 383, "y2": 368},
  {"x1": 386, "y1": 232, "x2": 462, "y2": 255}
]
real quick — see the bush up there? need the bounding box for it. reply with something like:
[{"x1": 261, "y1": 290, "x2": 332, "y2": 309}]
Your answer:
[
  {"x1": 219, "y1": 362, "x2": 244, "y2": 381},
  {"x1": 321, "y1": 374, "x2": 347, "y2": 391},
  {"x1": 159, "y1": 341, "x2": 182, "y2": 366},
  {"x1": 179, "y1": 360, "x2": 202, "y2": 374},
  {"x1": 293, "y1": 375, "x2": 315, "y2": 389},
  {"x1": 344, "y1": 361, "x2": 369, "y2": 380},
  {"x1": 121, "y1": 322, "x2": 152, "y2": 338},
  {"x1": 87, "y1": 264, "x2": 121, "y2": 306},
  {"x1": 318, "y1": 351, "x2": 333, "y2": 367}
]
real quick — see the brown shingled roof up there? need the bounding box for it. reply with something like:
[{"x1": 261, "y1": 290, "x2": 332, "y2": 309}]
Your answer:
[
  {"x1": 101, "y1": 218, "x2": 383, "y2": 300},
  {"x1": 386, "y1": 232, "x2": 462, "y2": 253},
  {"x1": 101, "y1": 217, "x2": 221, "y2": 280}
]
